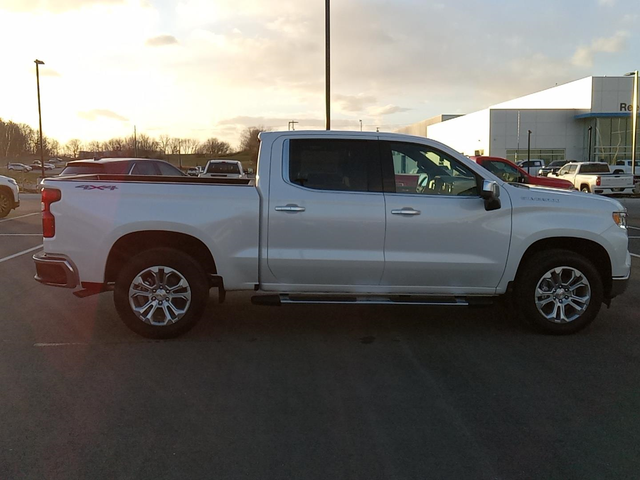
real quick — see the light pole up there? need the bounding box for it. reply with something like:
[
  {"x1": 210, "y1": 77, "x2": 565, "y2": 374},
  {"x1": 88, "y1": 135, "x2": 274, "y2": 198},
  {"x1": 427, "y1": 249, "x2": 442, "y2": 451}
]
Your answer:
[
  {"x1": 588, "y1": 125, "x2": 593, "y2": 162},
  {"x1": 625, "y1": 71, "x2": 638, "y2": 176},
  {"x1": 527, "y1": 129, "x2": 532, "y2": 175},
  {"x1": 34, "y1": 59, "x2": 45, "y2": 180},
  {"x1": 325, "y1": 0, "x2": 330, "y2": 130},
  {"x1": 359, "y1": 119, "x2": 362, "y2": 131}
]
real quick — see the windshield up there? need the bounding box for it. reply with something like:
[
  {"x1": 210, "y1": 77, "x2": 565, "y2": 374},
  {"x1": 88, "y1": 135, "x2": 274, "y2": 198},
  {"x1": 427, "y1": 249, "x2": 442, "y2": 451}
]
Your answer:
[{"x1": 206, "y1": 162, "x2": 240, "y2": 174}]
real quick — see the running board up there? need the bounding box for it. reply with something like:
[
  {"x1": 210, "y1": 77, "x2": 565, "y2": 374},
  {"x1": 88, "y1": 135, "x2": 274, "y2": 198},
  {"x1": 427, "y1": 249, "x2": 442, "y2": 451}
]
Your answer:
[{"x1": 250, "y1": 294, "x2": 491, "y2": 307}]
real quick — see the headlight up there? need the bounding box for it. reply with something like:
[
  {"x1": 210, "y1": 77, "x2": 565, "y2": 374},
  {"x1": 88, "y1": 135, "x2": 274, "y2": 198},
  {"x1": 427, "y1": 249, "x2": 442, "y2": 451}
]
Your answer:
[
  {"x1": 8, "y1": 178, "x2": 17, "y2": 185},
  {"x1": 612, "y1": 211, "x2": 627, "y2": 229}
]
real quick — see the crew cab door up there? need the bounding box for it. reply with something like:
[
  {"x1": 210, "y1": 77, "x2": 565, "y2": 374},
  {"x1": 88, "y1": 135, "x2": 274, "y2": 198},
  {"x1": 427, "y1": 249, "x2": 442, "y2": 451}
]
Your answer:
[
  {"x1": 264, "y1": 135, "x2": 385, "y2": 288},
  {"x1": 555, "y1": 164, "x2": 577, "y2": 183},
  {"x1": 380, "y1": 140, "x2": 512, "y2": 294}
]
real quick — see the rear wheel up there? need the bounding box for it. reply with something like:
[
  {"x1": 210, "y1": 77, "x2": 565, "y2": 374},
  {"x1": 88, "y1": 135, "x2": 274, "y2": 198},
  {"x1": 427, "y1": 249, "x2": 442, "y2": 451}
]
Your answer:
[
  {"x1": 515, "y1": 249, "x2": 603, "y2": 334},
  {"x1": 0, "y1": 191, "x2": 11, "y2": 218},
  {"x1": 114, "y1": 248, "x2": 210, "y2": 339},
  {"x1": 580, "y1": 185, "x2": 590, "y2": 193}
]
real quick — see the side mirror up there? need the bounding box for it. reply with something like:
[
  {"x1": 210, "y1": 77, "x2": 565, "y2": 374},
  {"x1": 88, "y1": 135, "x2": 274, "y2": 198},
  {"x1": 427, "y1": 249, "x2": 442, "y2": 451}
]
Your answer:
[{"x1": 480, "y1": 180, "x2": 501, "y2": 211}]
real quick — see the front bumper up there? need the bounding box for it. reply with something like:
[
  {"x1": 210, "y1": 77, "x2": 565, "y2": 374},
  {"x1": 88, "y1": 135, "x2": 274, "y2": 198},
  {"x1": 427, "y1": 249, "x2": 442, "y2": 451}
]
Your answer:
[
  {"x1": 608, "y1": 275, "x2": 629, "y2": 299},
  {"x1": 33, "y1": 253, "x2": 79, "y2": 288}
]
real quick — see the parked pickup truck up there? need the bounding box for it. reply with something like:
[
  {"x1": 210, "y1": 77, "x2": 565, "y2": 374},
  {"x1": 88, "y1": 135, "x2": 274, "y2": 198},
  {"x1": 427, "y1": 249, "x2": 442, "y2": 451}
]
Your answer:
[
  {"x1": 200, "y1": 159, "x2": 245, "y2": 179},
  {"x1": 33, "y1": 131, "x2": 630, "y2": 338},
  {"x1": 554, "y1": 162, "x2": 635, "y2": 195},
  {"x1": 0, "y1": 174, "x2": 20, "y2": 218}
]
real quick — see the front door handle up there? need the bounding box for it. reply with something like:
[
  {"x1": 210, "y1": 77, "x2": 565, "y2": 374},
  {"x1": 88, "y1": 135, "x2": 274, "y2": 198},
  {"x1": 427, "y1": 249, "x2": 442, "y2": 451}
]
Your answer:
[
  {"x1": 391, "y1": 208, "x2": 421, "y2": 216},
  {"x1": 275, "y1": 204, "x2": 306, "y2": 212}
]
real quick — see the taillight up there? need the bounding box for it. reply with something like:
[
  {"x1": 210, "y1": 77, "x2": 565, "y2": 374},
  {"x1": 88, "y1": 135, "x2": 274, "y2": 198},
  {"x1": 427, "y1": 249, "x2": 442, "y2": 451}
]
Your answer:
[
  {"x1": 41, "y1": 188, "x2": 61, "y2": 238},
  {"x1": 596, "y1": 176, "x2": 601, "y2": 186}
]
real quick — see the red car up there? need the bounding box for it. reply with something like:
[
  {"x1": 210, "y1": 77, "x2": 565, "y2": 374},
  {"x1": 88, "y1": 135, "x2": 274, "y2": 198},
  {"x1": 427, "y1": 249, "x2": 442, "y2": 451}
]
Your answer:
[{"x1": 469, "y1": 156, "x2": 574, "y2": 190}]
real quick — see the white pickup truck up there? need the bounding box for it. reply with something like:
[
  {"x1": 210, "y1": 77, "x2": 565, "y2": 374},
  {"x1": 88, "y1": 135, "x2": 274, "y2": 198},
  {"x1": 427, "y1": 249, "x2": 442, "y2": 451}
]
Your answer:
[
  {"x1": 554, "y1": 162, "x2": 635, "y2": 195},
  {"x1": 199, "y1": 159, "x2": 245, "y2": 179},
  {"x1": 0, "y1": 174, "x2": 20, "y2": 218},
  {"x1": 33, "y1": 131, "x2": 630, "y2": 338}
]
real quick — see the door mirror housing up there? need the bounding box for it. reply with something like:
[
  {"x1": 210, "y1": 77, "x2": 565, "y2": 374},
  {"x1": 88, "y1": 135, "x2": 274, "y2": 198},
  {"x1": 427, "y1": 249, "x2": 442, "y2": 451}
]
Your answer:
[{"x1": 481, "y1": 180, "x2": 501, "y2": 211}]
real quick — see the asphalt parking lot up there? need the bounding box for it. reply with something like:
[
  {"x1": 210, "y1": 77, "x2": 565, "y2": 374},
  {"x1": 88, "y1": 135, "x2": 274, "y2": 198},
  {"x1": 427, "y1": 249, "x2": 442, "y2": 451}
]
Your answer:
[{"x1": 1, "y1": 194, "x2": 640, "y2": 479}]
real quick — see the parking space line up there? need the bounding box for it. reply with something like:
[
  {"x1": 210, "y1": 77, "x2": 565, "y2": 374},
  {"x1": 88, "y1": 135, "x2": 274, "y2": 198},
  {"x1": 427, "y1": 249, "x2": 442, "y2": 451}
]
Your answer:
[
  {"x1": 629, "y1": 236, "x2": 640, "y2": 239},
  {"x1": 0, "y1": 244, "x2": 43, "y2": 264},
  {"x1": 631, "y1": 253, "x2": 640, "y2": 259},
  {"x1": 0, "y1": 234, "x2": 42, "y2": 236},
  {"x1": 0, "y1": 212, "x2": 39, "y2": 224},
  {"x1": 629, "y1": 226, "x2": 640, "y2": 231}
]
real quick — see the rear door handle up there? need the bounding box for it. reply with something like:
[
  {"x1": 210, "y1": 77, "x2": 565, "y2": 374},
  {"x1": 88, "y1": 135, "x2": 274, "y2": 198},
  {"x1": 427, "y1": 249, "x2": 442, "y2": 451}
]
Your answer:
[
  {"x1": 391, "y1": 208, "x2": 421, "y2": 216},
  {"x1": 275, "y1": 205, "x2": 306, "y2": 212}
]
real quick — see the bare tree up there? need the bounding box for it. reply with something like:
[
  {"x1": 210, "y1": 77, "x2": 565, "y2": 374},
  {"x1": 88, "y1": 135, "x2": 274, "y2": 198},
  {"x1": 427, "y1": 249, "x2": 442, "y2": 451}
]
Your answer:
[
  {"x1": 104, "y1": 137, "x2": 126, "y2": 152},
  {"x1": 87, "y1": 140, "x2": 103, "y2": 152},
  {"x1": 181, "y1": 138, "x2": 200, "y2": 154},
  {"x1": 158, "y1": 134, "x2": 172, "y2": 155},
  {"x1": 0, "y1": 120, "x2": 31, "y2": 158},
  {"x1": 64, "y1": 139, "x2": 82, "y2": 158},
  {"x1": 136, "y1": 133, "x2": 159, "y2": 155},
  {"x1": 169, "y1": 138, "x2": 182, "y2": 154},
  {"x1": 198, "y1": 137, "x2": 231, "y2": 157},
  {"x1": 239, "y1": 126, "x2": 267, "y2": 161},
  {"x1": 48, "y1": 138, "x2": 60, "y2": 157}
]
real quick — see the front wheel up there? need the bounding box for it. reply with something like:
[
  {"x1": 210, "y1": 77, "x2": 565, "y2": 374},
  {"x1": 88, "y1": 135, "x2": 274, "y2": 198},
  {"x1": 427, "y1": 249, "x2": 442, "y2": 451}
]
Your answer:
[
  {"x1": 114, "y1": 248, "x2": 210, "y2": 339},
  {"x1": 515, "y1": 250, "x2": 603, "y2": 334},
  {"x1": 0, "y1": 191, "x2": 11, "y2": 218}
]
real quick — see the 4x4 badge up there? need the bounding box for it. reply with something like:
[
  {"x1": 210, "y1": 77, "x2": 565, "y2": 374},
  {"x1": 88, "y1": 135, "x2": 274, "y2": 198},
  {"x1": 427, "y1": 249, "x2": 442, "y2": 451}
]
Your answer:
[{"x1": 75, "y1": 185, "x2": 118, "y2": 191}]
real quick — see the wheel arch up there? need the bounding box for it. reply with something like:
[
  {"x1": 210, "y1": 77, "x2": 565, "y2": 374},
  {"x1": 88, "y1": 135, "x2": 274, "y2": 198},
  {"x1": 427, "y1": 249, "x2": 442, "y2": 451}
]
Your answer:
[
  {"x1": 105, "y1": 231, "x2": 217, "y2": 284},
  {"x1": 516, "y1": 237, "x2": 612, "y2": 298}
]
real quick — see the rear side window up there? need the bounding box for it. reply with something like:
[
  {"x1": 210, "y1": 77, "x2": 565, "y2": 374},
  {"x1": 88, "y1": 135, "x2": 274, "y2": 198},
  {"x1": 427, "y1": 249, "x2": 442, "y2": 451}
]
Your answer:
[
  {"x1": 60, "y1": 164, "x2": 104, "y2": 176},
  {"x1": 156, "y1": 162, "x2": 183, "y2": 176},
  {"x1": 288, "y1": 139, "x2": 380, "y2": 192},
  {"x1": 580, "y1": 164, "x2": 609, "y2": 173},
  {"x1": 131, "y1": 162, "x2": 159, "y2": 175}
]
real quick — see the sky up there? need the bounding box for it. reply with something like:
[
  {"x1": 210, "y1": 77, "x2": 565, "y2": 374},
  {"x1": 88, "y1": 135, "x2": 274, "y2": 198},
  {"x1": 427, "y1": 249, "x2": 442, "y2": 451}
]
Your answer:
[{"x1": 0, "y1": 0, "x2": 638, "y2": 149}]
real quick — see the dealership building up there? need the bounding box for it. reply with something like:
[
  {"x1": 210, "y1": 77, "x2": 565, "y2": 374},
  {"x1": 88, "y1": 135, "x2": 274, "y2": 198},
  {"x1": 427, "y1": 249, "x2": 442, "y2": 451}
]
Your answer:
[{"x1": 398, "y1": 76, "x2": 638, "y2": 165}]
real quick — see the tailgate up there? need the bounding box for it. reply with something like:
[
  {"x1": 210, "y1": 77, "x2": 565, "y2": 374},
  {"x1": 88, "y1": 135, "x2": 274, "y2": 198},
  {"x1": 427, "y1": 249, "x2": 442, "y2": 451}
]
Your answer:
[{"x1": 600, "y1": 174, "x2": 633, "y2": 187}]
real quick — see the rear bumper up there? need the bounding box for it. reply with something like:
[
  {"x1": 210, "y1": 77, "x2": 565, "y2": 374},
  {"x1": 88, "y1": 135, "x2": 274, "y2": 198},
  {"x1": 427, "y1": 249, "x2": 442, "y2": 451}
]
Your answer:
[
  {"x1": 33, "y1": 253, "x2": 79, "y2": 288},
  {"x1": 594, "y1": 187, "x2": 635, "y2": 195}
]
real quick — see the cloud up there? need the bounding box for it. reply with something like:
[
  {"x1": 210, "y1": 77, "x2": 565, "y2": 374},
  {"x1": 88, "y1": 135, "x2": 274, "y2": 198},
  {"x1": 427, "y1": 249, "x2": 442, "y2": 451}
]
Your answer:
[
  {"x1": 3, "y1": 0, "x2": 125, "y2": 13},
  {"x1": 41, "y1": 68, "x2": 62, "y2": 77},
  {"x1": 369, "y1": 105, "x2": 411, "y2": 116},
  {"x1": 571, "y1": 31, "x2": 628, "y2": 67},
  {"x1": 598, "y1": 0, "x2": 615, "y2": 5},
  {"x1": 218, "y1": 116, "x2": 359, "y2": 129},
  {"x1": 145, "y1": 35, "x2": 178, "y2": 47},
  {"x1": 334, "y1": 94, "x2": 377, "y2": 113},
  {"x1": 78, "y1": 109, "x2": 129, "y2": 122}
]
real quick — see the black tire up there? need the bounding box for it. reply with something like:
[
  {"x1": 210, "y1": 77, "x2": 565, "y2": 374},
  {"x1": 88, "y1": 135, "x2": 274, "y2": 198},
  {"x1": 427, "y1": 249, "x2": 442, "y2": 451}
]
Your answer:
[
  {"x1": 515, "y1": 249, "x2": 603, "y2": 335},
  {"x1": 114, "y1": 248, "x2": 210, "y2": 339},
  {"x1": 580, "y1": 185, "x2": 590, "y2": 193},
  {"x1": 0, "y1": 190, "x2": 11, "y2": 218}
]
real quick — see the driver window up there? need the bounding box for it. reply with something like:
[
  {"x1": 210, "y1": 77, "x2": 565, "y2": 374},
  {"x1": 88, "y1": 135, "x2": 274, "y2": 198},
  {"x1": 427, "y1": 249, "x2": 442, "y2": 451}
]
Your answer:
[
  {"x1": 389, "y1": 142, "x2": 478, "y2": 196},
  {"x1": 486, "y1": 161, "x2": 522, "y2": 183}
]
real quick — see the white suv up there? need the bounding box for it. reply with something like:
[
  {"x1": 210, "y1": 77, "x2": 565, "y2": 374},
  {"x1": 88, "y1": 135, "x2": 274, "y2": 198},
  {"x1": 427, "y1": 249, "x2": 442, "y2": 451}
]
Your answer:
[{"x1": 0, "y1": 175, "x2": 20, "y2": 218}]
